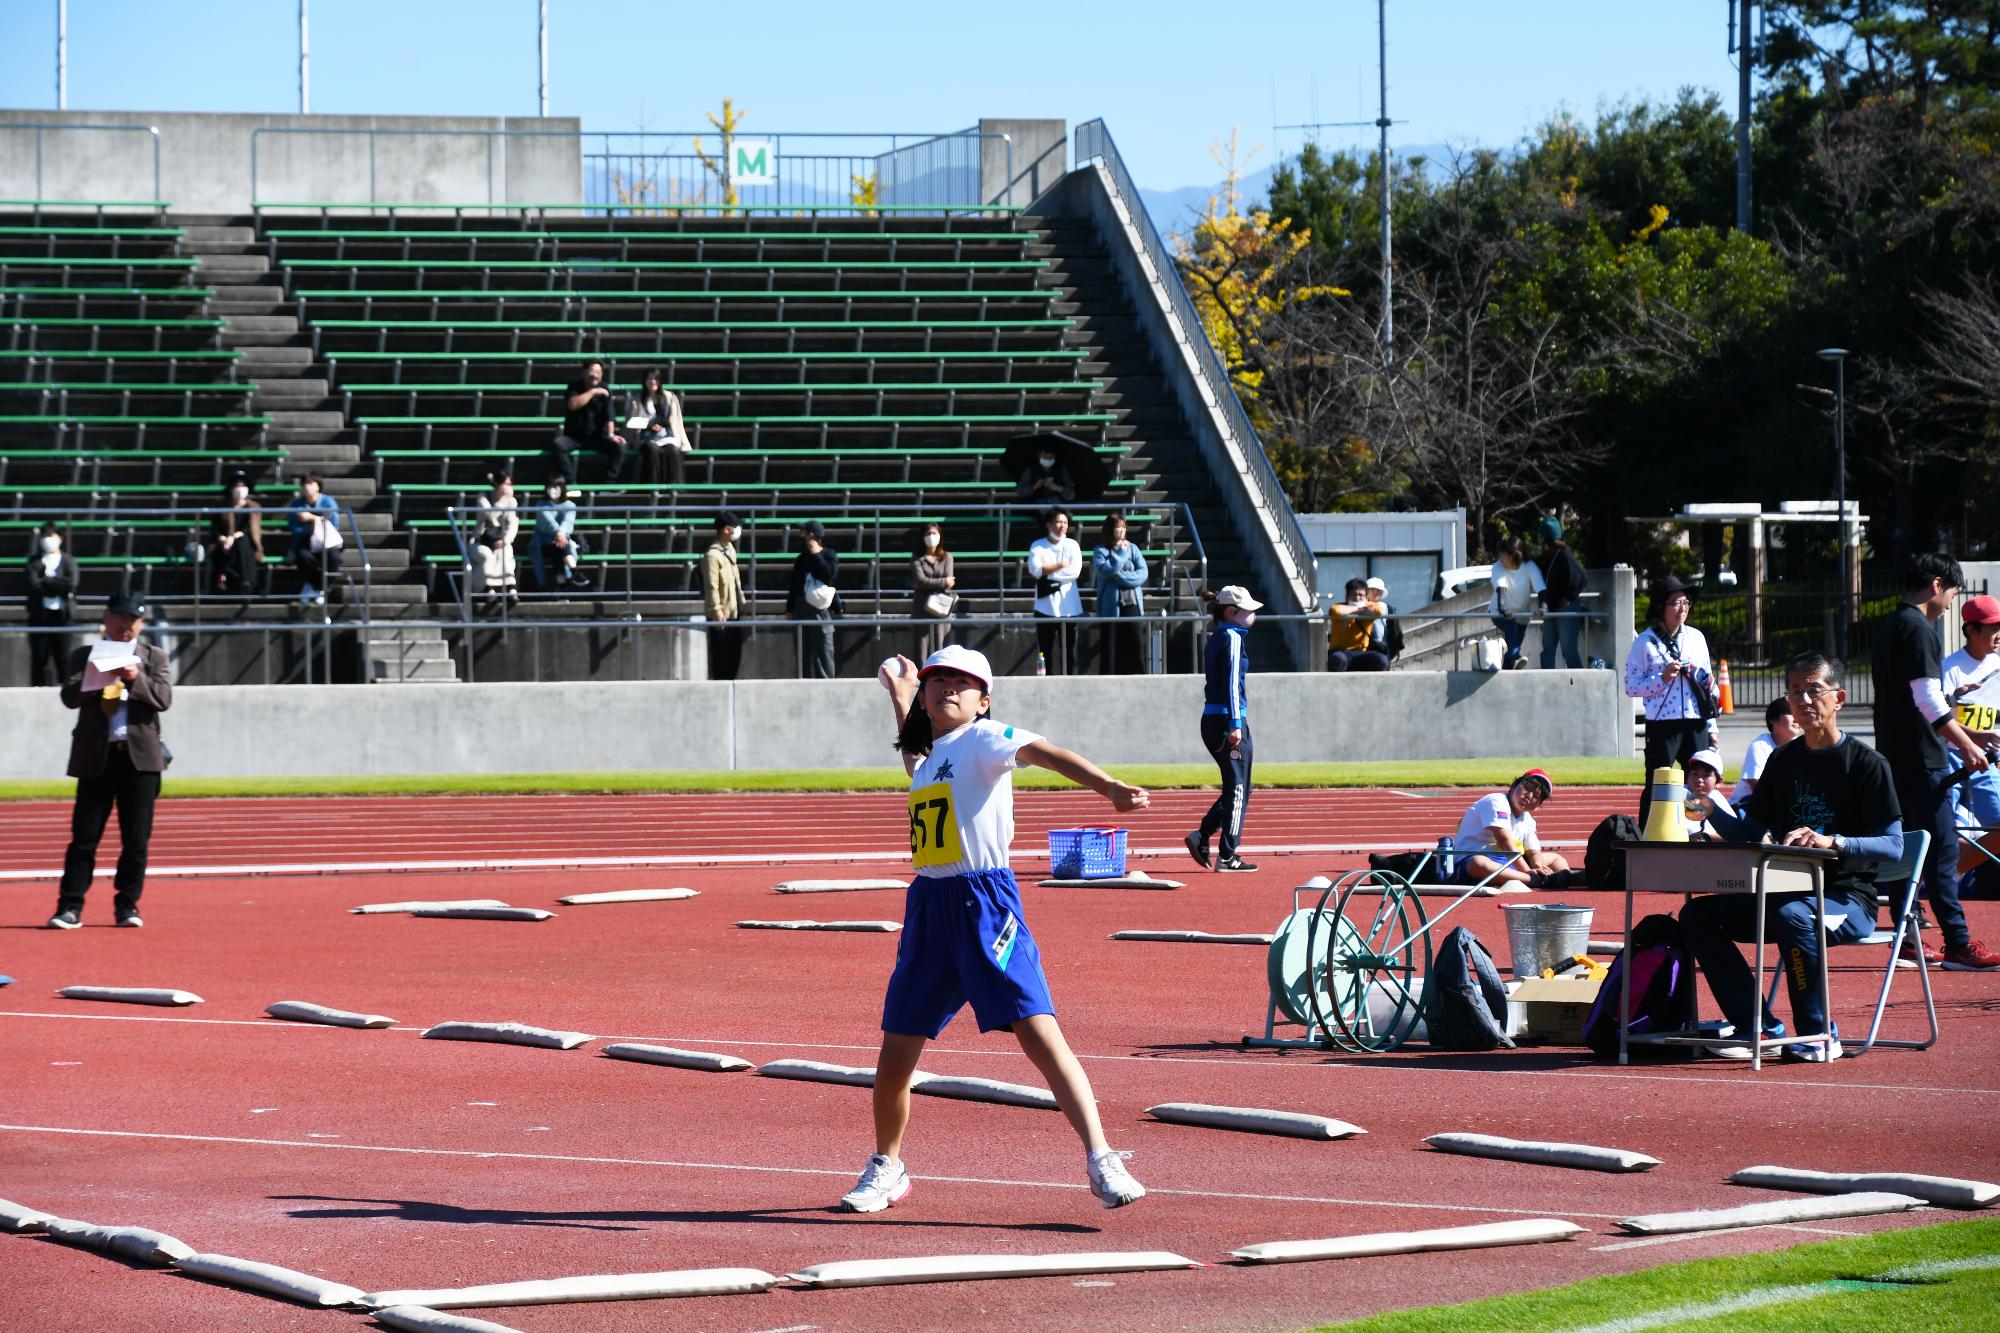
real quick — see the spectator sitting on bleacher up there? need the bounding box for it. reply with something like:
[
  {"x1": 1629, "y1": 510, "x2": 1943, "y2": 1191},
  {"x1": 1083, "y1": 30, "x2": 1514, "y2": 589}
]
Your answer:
[
  {"x1": 1365, "y1": 577, "x2": 1405, "y2": 663},
  {"x1": 471, "y1": 470, "x2": 520, "y2": 610},
  {"x1": 1016, "y1": 447, "x2": 1075, "y2": 502},
  {"x1": 285, "y1": 472, "x2": 342, "y2": 607},
  {"x1": 789, "y1": 520, "x2": 841, "y2": 679},
  {"x1": 530, "y1": 474, "x2": 589, "y2": 591},
  {"x1": 551, "y1": 359, "x2": 629, "y2": 484},
  {"x1": 1449, "y1": 770, "x2": 1576, "y2": 888},
  {"x1": 1731, "y1": 697, "x2": 1801, "y2": 806},
  {"x1": 25, "y1": 523, "x2": 78, "y2": 687},
  {"x1": 628, "y1": 368, "x2": 690, "y2": 488},
  {"x1": 208, "y1": 471, "x2": 263, "y2": 596},
  {"x1": 1326, "y1": 577, "x2": 1390, "y2": 673}
]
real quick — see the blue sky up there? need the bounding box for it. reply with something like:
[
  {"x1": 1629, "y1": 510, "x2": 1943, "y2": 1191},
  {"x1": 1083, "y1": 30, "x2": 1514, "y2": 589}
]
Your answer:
[{"x1": 1, "y1": 1, "x2": 1749, "y2": 190}]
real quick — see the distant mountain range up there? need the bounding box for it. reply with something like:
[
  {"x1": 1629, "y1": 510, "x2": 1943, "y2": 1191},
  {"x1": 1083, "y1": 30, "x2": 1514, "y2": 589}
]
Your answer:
[{"x1": 1135, "y1": 145, "x2": 1455, "y2": 238}]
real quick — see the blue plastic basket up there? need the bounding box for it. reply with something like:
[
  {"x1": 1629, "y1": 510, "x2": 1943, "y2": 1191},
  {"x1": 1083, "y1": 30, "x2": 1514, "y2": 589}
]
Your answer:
[{"x1": 1047, "y1": 827, "x2": 1128, "y2": 879}]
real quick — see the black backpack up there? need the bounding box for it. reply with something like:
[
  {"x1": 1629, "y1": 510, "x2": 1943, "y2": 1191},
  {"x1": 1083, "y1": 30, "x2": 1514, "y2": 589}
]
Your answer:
[
  {"x1": 1584, "y1": 913, "x2": 1698, "y2": 1061},
  {"x1": 1585, "y1": 814, "x2": 1641, "y2": 891},
  {"x1": 1423, "y1": 926, "x2": 1516, "y2": 1051}
]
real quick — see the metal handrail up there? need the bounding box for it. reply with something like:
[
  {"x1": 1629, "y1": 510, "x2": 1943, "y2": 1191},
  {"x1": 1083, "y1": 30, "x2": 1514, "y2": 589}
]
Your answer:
[
  {"x1": 0, "y1": 123, "x2": 163, "y2": 205},
  {"x1": 248, "y1": 127, "x2": 1012, "y2": 212},
  {"x1": 1072, "y1": 119, "x2": 1316, "y2": 610}
]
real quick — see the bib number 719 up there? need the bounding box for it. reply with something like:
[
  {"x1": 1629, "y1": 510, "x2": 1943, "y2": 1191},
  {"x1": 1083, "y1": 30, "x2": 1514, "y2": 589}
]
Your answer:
[{"x1": 908, "y1": 781, "x2": 962, "y2": 868}]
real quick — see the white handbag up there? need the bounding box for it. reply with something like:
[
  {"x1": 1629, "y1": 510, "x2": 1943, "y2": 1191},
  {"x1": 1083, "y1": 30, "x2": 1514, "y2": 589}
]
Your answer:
[
  {"x1": 922, "y1": 590, "x2": 956, "y2": 618},
  {"x1": 803, "y1": 574, "x2": 836, "y2": 611},
  {"x1": 309, "y1": 514, "x2": 345, "y2": 553},
  {"x1": 1474, "y1": 637, "x2": 1504, "y2": 672}
]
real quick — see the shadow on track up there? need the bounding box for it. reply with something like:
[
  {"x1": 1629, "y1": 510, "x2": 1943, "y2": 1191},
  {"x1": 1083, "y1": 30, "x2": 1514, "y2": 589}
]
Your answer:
[{"x1": 273, "y1": 1195, "x2": 1098, "y2": 1234}]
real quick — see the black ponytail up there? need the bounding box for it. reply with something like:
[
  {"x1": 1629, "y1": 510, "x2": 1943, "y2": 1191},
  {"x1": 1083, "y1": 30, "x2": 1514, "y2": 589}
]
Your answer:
[
  {"x1": 1199, "y1": 587, "x2": 1227, "y2": 620},
  {"x1": 893, "y1": 687, "x2": 992, "y2": 757}
]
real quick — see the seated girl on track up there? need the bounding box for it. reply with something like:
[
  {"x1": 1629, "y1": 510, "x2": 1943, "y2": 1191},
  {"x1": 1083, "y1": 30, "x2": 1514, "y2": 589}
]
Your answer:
[{"x1": 840, "y1": 644, "x2": 1151, "y2": 1214}]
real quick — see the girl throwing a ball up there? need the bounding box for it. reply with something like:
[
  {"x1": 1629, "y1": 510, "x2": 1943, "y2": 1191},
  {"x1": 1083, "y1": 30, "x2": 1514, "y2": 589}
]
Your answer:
[{"x1": 840, "y1": 644, "x2": 1151, "y2": 1213}]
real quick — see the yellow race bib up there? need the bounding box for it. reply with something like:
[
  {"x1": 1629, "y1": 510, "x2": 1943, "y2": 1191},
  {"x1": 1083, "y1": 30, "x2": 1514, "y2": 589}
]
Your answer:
[
  {"x1": 1958, "y1": 702, "x2": 1999, "y2": 732},
  {"x1": 908, "y1": 782, "x2": 963, "y2": 868}
]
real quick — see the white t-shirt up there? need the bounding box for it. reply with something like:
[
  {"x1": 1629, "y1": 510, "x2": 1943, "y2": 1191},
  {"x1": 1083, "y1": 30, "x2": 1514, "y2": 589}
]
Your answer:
[
  {"x1": 908, "y1": 717, "x2": 1044, "y2": 879},
  {"x1": 1686, "y1": 789, "x2": 1734, "y2": 838},
  {"x1": 1027, "y1": 536, "x2": 1083, "y2": 617},
  {"x1": 1452, "y1": 792, "x2": 1540, "y2": 855},
  {"x1": 1489, "y1": 560, "x2": 1545, "y2": 617},
  {"x1": 1731, "y1": 732, "x2": 1776, "y2": 805},
  {"x1": 1942, "y1": 647, "x2": 2000, "y2": 716}
]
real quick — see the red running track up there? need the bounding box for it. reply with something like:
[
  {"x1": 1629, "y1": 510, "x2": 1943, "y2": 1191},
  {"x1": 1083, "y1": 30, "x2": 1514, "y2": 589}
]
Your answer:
[
  {"x1": 0, "y1": 787, "x2": 1628, "y2": 878},
  {"x1": 2, "y1": 791, "x2": 1997, "y2": 1332}
]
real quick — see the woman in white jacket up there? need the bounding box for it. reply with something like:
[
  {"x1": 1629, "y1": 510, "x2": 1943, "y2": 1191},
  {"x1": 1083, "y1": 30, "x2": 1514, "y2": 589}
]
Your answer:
[
  {"x1": 470, "y1": 470, "x2": 520, "y2": 608},
  {"x1": 1027, "y1": 506, "x2": 1083, "y2": 674}
]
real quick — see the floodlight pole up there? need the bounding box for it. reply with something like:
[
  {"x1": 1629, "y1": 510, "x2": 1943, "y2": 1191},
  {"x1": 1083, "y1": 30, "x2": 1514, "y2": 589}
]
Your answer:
[
  {"x1": 1376, "y1": 0, "x2": 1392, "y2": 363},
  {"x1": 56, "y1": 0, "x2": 67, "y2": 110},
  {"x1": 299, "y1": 0, "x2": 311, "y2": 115},
  {"x1": 1733, "y1": 0, "x2": 1753, "y2": 232},
  {"x1": 538, "y1": 0, "x2": 549, "y2": 117},
  {"x1": 1819, "y1": 347, "x2": 1850, "y2": 656}
]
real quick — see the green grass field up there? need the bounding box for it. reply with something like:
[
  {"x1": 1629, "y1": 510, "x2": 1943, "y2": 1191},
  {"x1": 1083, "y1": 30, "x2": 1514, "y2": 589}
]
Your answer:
[
  {"x1": 1311, "y1": 1217, "x2": 2000, "y2": 1332},
  {"x1": 0, "y1": 756, "x2": 1648, "y2": 801}
]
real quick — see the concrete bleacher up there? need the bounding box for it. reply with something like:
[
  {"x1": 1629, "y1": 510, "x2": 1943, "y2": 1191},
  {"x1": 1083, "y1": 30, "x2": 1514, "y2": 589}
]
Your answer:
[{"x1": 2, "y1": 199, "x2": 1278, "y2": 681}]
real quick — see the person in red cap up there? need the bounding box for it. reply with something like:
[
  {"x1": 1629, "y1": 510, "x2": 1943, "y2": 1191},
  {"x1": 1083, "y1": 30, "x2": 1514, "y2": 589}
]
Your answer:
[
  {"x1": 1447, "y1": 769, "x2": 1575, "y2": 889},
  {"x1": 1944, "y1": 594, "x2": 2000, "y2": 879}
]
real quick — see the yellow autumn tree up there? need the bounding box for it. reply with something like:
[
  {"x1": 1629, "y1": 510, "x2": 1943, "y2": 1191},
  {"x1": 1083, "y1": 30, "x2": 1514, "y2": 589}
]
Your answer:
[
  {"x1": 692, "y1": 97, "x2": 746, "y2": 210},
  {"x1": 1175, "y1": 130, "x2": 1344, "y2": 401}
]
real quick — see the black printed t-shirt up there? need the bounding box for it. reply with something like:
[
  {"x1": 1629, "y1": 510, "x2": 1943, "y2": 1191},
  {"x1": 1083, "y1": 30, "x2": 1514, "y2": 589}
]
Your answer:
[{"x1": 1742, "y1": 734, "x2": 1901, "y2": 902}]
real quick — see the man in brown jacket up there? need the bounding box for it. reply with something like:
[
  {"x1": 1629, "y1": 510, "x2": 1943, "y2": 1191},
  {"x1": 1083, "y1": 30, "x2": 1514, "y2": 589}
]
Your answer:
[
  {"x1": 48, "y1": 590, "x2": 172, "y2": 929},
  {"x1": 702, "y1": 510, "x2": 746, "y2": 681}
]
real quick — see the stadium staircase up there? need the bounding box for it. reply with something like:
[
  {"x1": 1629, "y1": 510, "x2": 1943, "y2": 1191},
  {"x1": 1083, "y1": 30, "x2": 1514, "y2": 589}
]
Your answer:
[{"x1": 3, "y1": 202, "x2": 1305, "y2": 678}]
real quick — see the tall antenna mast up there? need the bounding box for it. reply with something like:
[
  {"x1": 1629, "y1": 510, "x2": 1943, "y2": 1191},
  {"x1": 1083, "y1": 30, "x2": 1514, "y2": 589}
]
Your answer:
[
  {"x1": 1279, "y1": 1, "x2": 1399, "y2": 362},
  {"x1": 56, "y1": 0, "x2": 67, "y2": 110},
  {"x1": 538, "y1": 0, "x2": 549, "y2": 117},
  {"x1": 299, "y1": 0, "x2": 311, "y2": 114}
]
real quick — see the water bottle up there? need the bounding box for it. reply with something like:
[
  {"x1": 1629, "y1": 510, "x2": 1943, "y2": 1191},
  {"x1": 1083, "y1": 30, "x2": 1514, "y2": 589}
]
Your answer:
[
  {"x1": 1435, "y1": 837, "x2": 1455, "y2": 883},
  {"x1": 1035, "y1": 651, "x2": 1047, "y2": 677}
]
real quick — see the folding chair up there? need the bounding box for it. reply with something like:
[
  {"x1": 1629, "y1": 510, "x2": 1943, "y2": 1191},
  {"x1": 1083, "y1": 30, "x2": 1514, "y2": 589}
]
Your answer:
[{"x1": 1763, "y1": 828, "x2": 1939, "y2": 1057}]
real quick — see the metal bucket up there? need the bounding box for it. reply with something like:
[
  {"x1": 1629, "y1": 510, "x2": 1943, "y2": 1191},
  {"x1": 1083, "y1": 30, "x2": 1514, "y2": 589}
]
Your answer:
[{"x1": 1502, "y1": 903, "x2": 1595, "y2": 979}]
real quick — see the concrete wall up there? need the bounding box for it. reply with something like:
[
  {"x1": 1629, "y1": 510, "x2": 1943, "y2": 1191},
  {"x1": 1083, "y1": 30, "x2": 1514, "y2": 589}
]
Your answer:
[
  {"x1": 0, "y1": 111, "x2": 582, "y2": 213},
  {"x1": 0, "y1": 669, "x2": 1628, "y2": 780},
  {"x1": 978, "y1": 119, "x2": 1066, "y2": 207}
]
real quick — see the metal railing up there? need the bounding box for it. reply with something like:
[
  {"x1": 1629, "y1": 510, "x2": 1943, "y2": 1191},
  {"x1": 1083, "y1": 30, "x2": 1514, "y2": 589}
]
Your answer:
[
  {"x1": 0, "y1": 123, "x2": 163, "y2": 205},
  {"x1": 1072, "y1": 119, "x2": 1316, "y2": 612},
  {"x1": 248, "y1": 127, "x2": 1012, "y2": 214},
  {"x1": 438, "y1": 500, "x2": 1206, "y2": 624}
]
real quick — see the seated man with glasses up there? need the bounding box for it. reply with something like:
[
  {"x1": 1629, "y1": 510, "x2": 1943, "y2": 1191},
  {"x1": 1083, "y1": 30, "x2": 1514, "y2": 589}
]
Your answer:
[{"x1": 1678, "y1": 652, "x2": 1903, "y2": 1062}]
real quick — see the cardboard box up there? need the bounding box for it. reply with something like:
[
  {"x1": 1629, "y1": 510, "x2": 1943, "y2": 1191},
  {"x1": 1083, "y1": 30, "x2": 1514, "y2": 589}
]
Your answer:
[{"x1": 1507, "y1": 974, "x2": 1604, "y2": 1045}]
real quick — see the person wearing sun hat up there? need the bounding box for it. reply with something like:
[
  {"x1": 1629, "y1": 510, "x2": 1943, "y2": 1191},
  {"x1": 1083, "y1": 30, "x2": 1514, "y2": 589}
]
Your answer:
[
  {"x1": 1186, "y1": 585, "x2": 1264, "y2": 872},
  {"x1": 1682, "y1": 747, "x2": 1734, "y2": 839},
  {"x1": 839, "y1": 643, "x2": 1152, "y2": 1215},
  {"x1": 1449, "y1": 768, "x2": 1575, "y2": 889},
  {"x1": 1943, "y1": 593, "x2": 2000, "y2": 883},
  {"x1": 46, "y1": 589, "x2": 172, "y2": 930}
]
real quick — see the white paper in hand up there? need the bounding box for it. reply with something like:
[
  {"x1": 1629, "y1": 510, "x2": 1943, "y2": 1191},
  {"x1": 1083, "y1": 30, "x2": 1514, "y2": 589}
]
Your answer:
[
  {"x1": 624, "y1": 415, "x2": 650, "y2": 430},
  {"x1": 83, "y1": 639, "x2": 139, "y2": 690}
]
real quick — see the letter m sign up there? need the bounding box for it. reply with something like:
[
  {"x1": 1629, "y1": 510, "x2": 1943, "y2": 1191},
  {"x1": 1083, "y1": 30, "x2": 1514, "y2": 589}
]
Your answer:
[{"x1": 731, "y1": 140, "x2": 776, "y2": 187}]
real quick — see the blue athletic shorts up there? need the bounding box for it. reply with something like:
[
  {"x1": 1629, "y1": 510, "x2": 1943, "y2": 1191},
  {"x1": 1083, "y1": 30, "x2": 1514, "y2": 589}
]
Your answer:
[{"x1": 880, "y1": 867, "x2": 1055, "y2": 1038}]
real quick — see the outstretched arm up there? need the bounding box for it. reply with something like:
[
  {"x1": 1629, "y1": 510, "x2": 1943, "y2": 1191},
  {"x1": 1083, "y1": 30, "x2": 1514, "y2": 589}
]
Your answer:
[{"x1": 1016, "y1": 739, "x2": 1148, "y2": 811}]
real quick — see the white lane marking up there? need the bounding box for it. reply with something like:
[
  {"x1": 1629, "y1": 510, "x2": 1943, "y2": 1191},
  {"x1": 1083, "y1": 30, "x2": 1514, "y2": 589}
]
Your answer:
[
  {"x1": 0, "y1": 1122, "x2": 1630, "y2": 1219},
  {"x1": 1878, "y1": 1254, "x2": 2000, "y2": 1281},
  {"x1": 1, "y1": 1012, "x2": 1994, "y2": 1098},
  {"x1": 0, "y1": 839, "x2": 1587, "y2": 880},
  {"x1": 1556, "y1": 1283, "x2": 1851, "y2": 1332}
]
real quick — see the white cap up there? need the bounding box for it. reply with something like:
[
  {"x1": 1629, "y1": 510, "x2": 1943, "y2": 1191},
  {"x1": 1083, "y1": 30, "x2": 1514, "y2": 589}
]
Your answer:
[
  {"x1": 1213, "y1": 585, "x2": 1264, "y2": 610},
  {"x1": 1687, "y1": 748, "x2": 1724, "y2": 775},
  {"x1": 918, "y1": 644, "x2": 994, "y2": 691},
  {"x1": 1365, "y1": 576, "x2": 1388, "y2": 592}
]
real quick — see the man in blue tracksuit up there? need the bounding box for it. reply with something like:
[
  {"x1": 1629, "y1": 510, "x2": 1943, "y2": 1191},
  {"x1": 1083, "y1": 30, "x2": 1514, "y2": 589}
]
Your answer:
[{"x1": 1186, "y1": 585, "x2": 1262, "y2": 873}]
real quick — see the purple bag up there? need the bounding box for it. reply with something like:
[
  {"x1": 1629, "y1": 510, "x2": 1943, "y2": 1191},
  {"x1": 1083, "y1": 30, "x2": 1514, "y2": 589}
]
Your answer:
[{"x1": 1585, "y1": 913, "x2": 1696, "y2": 1060}]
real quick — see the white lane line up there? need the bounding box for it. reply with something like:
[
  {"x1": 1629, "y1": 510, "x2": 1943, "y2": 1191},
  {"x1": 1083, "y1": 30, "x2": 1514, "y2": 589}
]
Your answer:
[
  {"x1": 0, "y1": 839, "x2": 1587, "y2": 880},
  {"x1": 3, "y1": 1011, "x2": 1994, "y2": 1098},
  {"x1": 1556, "y1": 1283, "x2": 1851, "y2": 1332},
  {"x1": 0, "y1": 1122, "x2": 1630, "y2": 1219}
]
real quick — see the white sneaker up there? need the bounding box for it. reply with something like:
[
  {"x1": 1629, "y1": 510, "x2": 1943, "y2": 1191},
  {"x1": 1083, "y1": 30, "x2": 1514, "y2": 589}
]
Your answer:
[
  {"x1": 1088, "y1": 1149, "x2": 1145, "y2": 1209},
  {"x1": 839, "y1": 1153, "x2": 911, "y2": 1213}
]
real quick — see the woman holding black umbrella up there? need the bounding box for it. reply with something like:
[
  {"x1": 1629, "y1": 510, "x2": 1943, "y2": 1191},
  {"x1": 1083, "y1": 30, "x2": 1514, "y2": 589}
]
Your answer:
[{"x1": 1624, "y1": 575, "x2": 1719, "y2": 823}]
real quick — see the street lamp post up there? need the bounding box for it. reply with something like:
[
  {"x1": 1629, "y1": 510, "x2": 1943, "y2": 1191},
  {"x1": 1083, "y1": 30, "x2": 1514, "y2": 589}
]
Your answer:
[{"x1": 1817, "y1": 347, "x2": 1849, "y2": 656}]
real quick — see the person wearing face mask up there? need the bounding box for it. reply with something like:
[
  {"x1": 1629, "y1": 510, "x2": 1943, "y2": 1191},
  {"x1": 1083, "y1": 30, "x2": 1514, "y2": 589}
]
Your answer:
[
  {"x1": 207, "y1": 471, "x2": 263, "y2": 596},
  {"x1": 470, "y1": 470, "x2": 520, "y2": 610},
  {"x1": 285, "y1": 472, "x2": 343, "y2": 607},
  {"x1": 1027, "y1": 506, "x2": 1083, "y2": 675},
  {"x1": 25, "y1": 523, "x2": 79, "y2": 687},
  {"x1": 1016, "y1": 448, "x2": 1075, "y2": 503},
  {"x1": 702, "y1": 510, "x2": 746, "y2": 680},
  {"x1": 1625, "y1": 575, "x2": 1718, "y2": 825},
  {"x1": 1092, "y1": 511, "x2": 1147, "y2": 674},
  {"x1": 911, "y1": 522, "x2": 956, "y2": 657},
  {"x1": 530, "y1": 474, "x2": 590, "y2": 591}
]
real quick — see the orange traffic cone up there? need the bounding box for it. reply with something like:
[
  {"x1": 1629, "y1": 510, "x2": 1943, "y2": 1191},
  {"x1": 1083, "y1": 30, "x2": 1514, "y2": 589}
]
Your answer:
[{"x1": 1716, "y1": 659, "x2": 1735, "y2": 715}]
